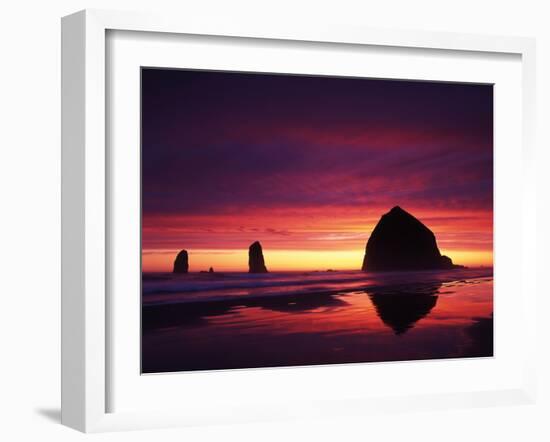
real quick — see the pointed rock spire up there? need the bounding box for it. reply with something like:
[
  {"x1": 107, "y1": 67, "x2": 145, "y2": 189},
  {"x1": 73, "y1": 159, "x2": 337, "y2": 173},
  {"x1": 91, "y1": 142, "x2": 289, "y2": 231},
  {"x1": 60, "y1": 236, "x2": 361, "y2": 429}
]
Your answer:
[
  {"x1": 173, "y1": 249, "x2": 189, "y2": 273},
  {"x1": 248, "y1": 241, "x2": 268, "y2": 273}
]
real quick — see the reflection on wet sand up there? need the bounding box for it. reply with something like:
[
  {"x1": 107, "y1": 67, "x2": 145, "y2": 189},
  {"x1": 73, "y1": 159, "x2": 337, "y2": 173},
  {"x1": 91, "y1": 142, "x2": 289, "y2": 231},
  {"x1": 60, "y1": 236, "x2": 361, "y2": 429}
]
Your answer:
[
  {"x1": 142, "y1": 291, "x2": 349, "y2": 330},
  {"x1": 367, "y1": 283, "x2": 440, "y2": 335},
  {"x1": 141, "y1": 272, "x2": 493, "y2": 373}
]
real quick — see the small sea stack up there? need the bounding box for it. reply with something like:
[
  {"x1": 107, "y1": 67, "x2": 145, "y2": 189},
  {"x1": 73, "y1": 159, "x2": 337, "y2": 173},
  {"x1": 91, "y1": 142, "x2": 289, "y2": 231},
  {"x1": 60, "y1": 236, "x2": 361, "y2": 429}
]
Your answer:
[
  {"x1": 173, "y1": 249, "x2": 189, "y2": 273},
  {"x1": 362, "y1": 206, "x2": 460, "y2": 271},
  {"x1": 248, "y1": 241, "x2": 268, "y2": 273}
]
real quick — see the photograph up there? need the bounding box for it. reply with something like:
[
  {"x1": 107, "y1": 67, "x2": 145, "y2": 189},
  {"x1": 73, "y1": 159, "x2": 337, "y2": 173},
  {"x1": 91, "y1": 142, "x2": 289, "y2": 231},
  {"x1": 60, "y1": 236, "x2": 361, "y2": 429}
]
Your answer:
[{"x1": 140, "y1": 68, "x2": 494, "y2": 373}]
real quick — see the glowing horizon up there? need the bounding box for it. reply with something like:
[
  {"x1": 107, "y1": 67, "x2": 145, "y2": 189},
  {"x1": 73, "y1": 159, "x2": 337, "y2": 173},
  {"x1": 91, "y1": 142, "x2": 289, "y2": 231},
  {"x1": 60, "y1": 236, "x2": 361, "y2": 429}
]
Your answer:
[
  {"x1": 142, "y1": 248, "x2": 493, "y2": 273},
  {"x1": 141, "y1": 205, "x2": 493, "y2": 272},
  {"x1": 141, "y1": 70, "x2": 493, "y2": 273}
]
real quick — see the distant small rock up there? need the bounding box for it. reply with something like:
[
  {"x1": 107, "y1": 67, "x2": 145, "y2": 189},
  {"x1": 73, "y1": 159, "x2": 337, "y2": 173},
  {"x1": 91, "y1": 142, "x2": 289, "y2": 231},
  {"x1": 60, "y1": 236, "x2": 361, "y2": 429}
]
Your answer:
[
  {"x1": 173, "y1": 249, "x2": 189, "y2": 273},
  {"x1": 209, "y1": 267, "x2": 214, "y2": 273},
  {"x1": 248, "y1": 241, "x2": 268, "y2": 273}
]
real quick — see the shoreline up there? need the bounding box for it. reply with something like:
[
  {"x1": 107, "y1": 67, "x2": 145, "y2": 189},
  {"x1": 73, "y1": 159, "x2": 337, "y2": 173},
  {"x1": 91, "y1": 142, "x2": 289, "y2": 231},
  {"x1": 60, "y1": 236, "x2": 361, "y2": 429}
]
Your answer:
[
  {"x1": 143, "y1": 276, "x2": 493, "y2": 306},
  {"x1": 142, "y1": 268, "x2": 493, "y2": 305}
]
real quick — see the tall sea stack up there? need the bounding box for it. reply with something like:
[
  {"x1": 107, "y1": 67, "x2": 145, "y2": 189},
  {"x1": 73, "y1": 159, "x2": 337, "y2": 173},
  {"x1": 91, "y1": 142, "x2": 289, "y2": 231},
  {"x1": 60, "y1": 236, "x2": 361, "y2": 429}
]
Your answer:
[
  {"x1": 248, "y1": 241, "x2": 268, "y2": 273},
  {"x1": 362, "y1": 206, "x2": 458, "y2": 271},
  {"x1": 173, "y1": 249, "x2": 189, "y2": 273}
]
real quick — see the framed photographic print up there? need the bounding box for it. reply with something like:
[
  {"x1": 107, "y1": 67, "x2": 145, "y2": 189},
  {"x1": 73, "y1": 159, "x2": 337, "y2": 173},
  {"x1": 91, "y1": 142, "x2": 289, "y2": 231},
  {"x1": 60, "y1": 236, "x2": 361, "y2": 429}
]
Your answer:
[
  {"x1": 140, "y1": 68, "x2": 494, "y2": 373},
  {"x1": 61, "y1": 9, "x2": 538, "y2": 432}
]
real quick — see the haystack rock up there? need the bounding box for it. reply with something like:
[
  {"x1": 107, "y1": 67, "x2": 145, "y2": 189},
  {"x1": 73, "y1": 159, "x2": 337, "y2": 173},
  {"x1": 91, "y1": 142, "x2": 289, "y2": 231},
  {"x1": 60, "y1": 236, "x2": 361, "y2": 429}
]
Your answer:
[
  {"x1": 362, "y1": 206, "x2": 459, "y2": 271},
  {"x1": 173, "y1": 249, "x2": 189, "y2": 273},
  {"x1": 248, "y1": 241, "x2": 268, "y2": 273}
]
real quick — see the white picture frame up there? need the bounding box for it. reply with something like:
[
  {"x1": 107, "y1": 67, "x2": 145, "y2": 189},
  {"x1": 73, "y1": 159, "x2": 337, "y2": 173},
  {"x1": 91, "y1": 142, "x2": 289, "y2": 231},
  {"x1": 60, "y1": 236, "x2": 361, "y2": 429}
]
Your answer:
[{"x1": 61, "y1": 9, "x2": 537, "y2": 433}]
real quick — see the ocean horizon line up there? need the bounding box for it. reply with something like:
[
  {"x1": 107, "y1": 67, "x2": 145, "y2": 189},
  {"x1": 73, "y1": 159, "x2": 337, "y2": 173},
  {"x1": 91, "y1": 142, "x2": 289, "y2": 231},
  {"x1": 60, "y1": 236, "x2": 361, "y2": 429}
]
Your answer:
[{"x1": 143, "y1": 265, "x2": 493, "y2": 274}]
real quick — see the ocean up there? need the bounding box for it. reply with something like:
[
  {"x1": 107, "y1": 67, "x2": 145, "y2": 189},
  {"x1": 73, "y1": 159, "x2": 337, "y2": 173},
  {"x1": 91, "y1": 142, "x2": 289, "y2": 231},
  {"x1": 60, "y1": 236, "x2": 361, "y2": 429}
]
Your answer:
[{"x1": 142, "y1": 268, "x2": 493, "y2": 373}]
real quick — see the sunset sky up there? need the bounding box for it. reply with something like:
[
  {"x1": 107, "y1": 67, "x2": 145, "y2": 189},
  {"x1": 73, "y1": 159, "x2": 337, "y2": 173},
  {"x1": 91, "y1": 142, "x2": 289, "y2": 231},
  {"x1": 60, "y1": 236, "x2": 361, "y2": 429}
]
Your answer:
[{"x1": 141, "y1": 69, "x2": 493, "y2": 272}]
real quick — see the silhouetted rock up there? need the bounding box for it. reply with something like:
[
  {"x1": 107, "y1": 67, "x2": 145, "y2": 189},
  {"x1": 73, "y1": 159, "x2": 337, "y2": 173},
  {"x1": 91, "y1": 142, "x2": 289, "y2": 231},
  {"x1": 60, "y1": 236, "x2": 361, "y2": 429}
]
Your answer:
[
  {"x1": 173, "y1": 249, "x2": 189, "y2": 273},
  {"x1": 440, "y1": 255, "x2": 453, "y2": 268},
  {"x1": 209, "y1": 267, "x2": 214, "y2": 273},
  {"x1": 362, "y1": 206, "x2": 459, "y2": 271},
  {"x1": 248, "y1": 241, "x2": 268, "y2": 273}
]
